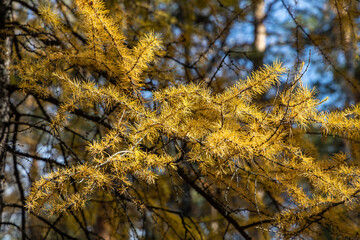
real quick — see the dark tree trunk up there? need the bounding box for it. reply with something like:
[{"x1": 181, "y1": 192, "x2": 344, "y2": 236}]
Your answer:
[{"x1": 0, "y1": 0, "x2": 12, "y2": 227}]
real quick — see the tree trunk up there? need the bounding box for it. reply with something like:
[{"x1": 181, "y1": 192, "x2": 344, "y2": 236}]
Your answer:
[
  {"x1": 0, "y1": 0, "x2": 12, "y2": 227},
  {"x1": 252, "y1": 0, "x2": 266, "y2": 70}
]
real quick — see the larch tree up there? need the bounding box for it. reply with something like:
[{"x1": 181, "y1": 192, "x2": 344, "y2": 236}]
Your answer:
[{"x1": 1, "y1": 0, "x2": 360, "y2": 239}]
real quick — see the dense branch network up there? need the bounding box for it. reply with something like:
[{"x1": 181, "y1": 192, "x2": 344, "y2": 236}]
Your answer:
[{"x1": 1, "y1": 0, "x2": 360, "y2": 239}]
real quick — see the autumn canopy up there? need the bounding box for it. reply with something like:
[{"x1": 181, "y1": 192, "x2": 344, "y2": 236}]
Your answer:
[{"x1": 1, "y1": 0, "x2": 360, "y2": 239}]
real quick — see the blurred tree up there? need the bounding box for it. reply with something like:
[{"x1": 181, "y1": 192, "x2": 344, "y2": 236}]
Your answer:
[{"x1": 0, "y1": 0, "x2": 12, "y2": 233}]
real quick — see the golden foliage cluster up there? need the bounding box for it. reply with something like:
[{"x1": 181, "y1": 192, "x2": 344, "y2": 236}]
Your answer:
[{"x1": 19, "y1": 0, "x2": 360, "y2": 237}]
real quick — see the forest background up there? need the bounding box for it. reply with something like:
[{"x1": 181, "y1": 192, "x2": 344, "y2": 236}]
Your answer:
[{"x1": 1, "y1": 0, "x2": 360, "y2": 239}]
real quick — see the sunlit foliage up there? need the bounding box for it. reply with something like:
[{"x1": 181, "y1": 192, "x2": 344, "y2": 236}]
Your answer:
[{"x1": 14, "y1": 1, "x2": 360, "y2": 239}]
